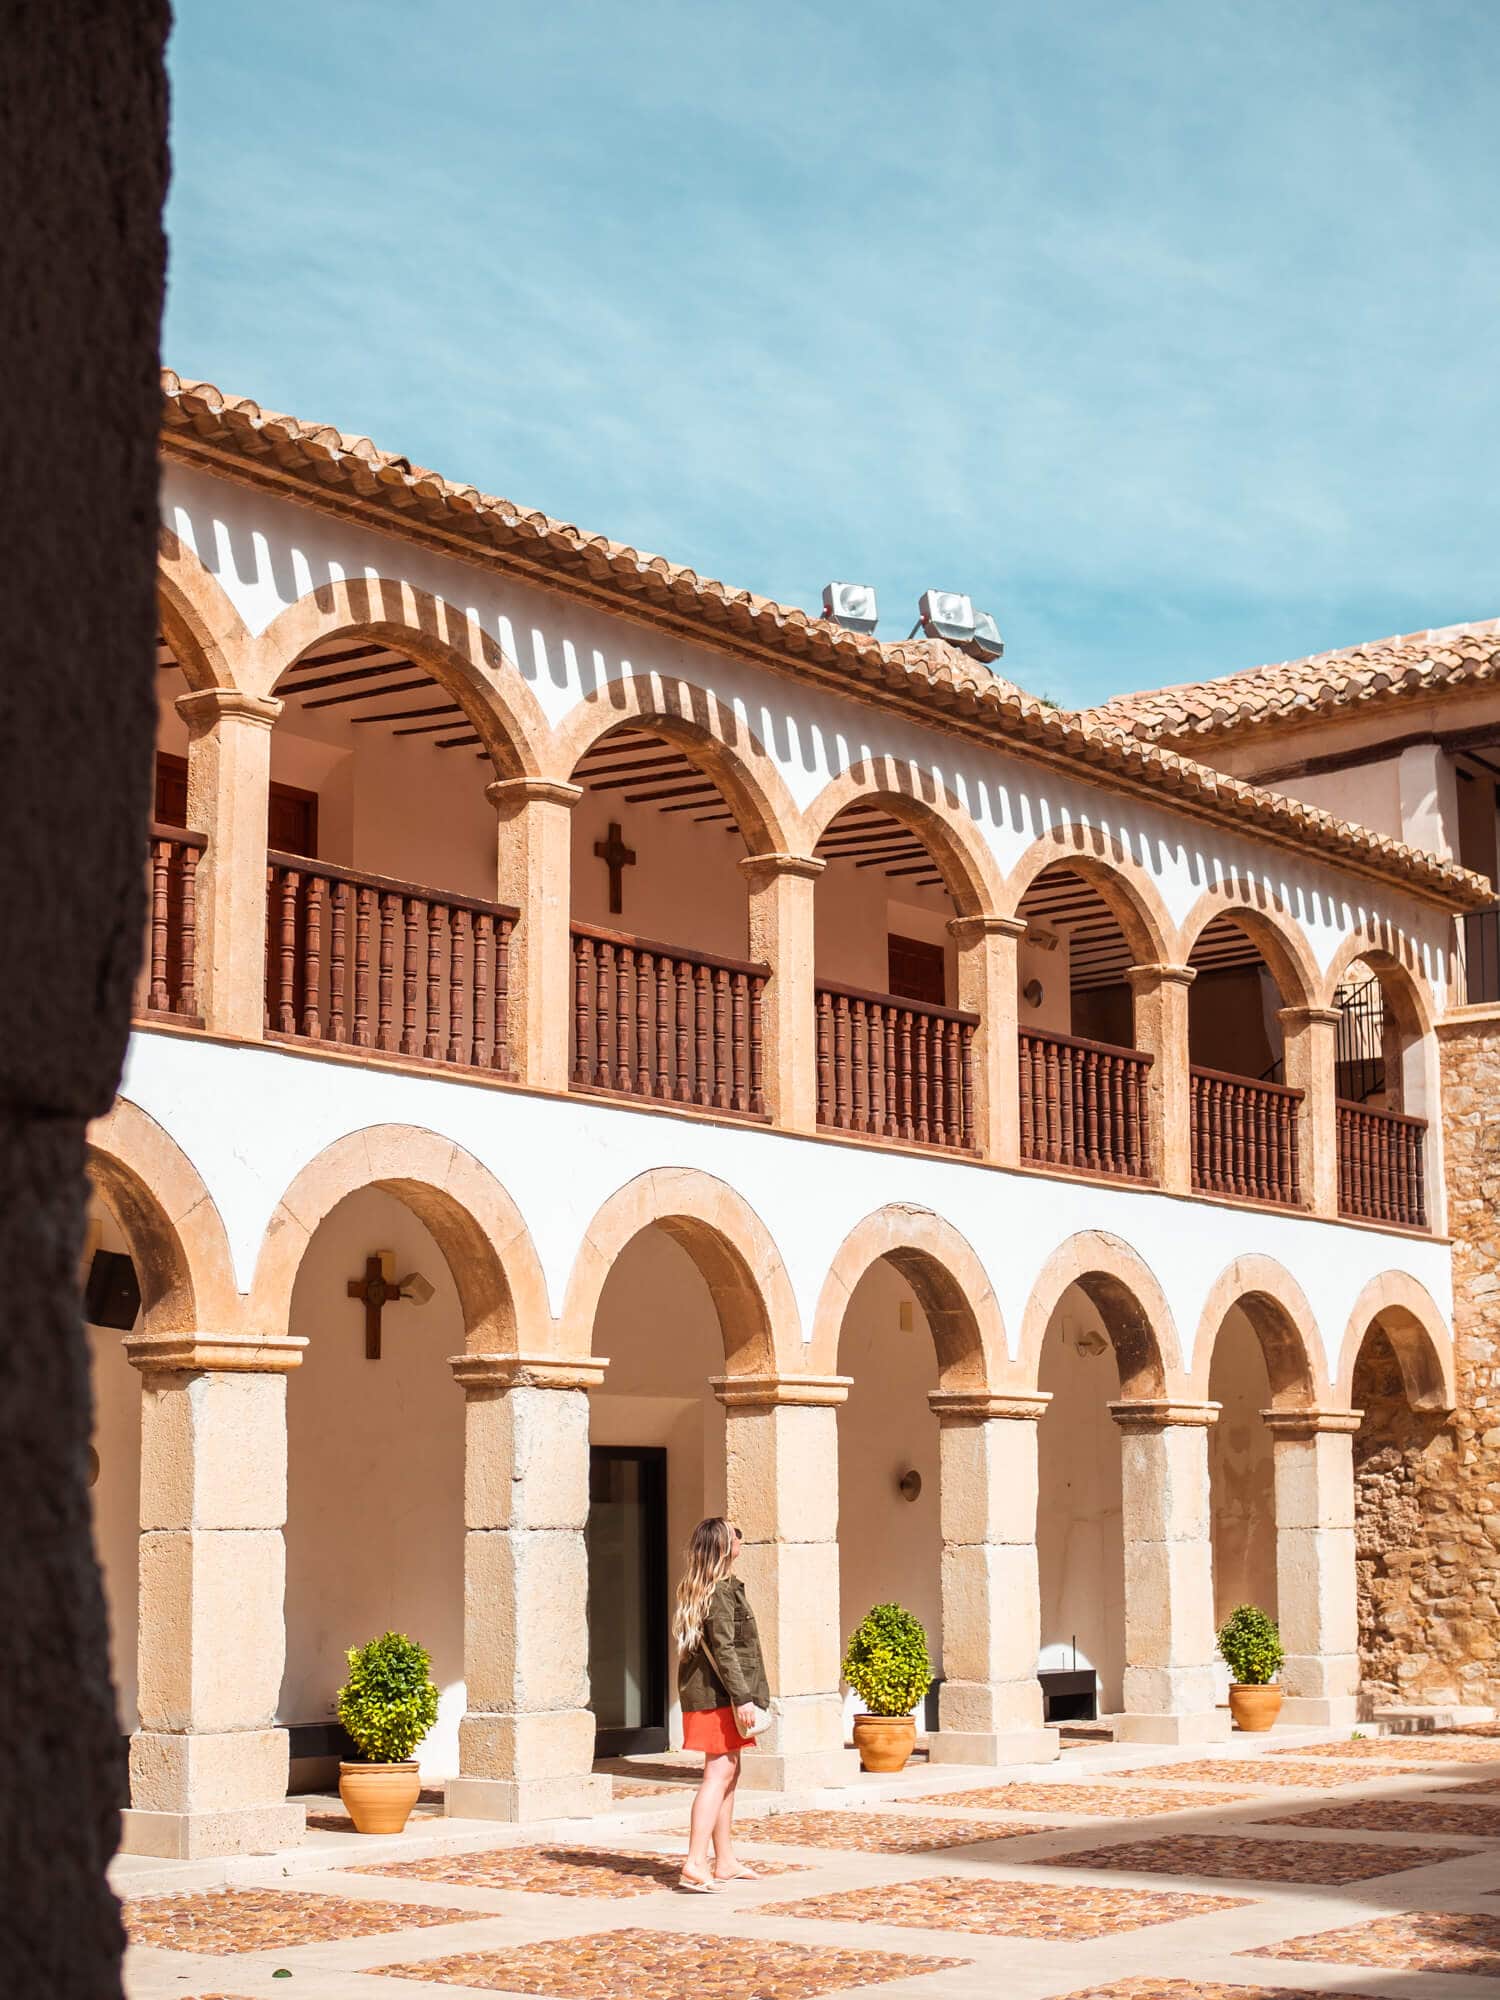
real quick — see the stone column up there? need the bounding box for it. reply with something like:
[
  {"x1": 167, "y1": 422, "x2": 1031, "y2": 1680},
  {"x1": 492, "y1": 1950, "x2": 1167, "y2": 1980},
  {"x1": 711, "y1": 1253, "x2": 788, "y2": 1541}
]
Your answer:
[
  {"x1": 175, "y1": 689, "x2": 282, "y2": 1039},
  {"x1": 1279, "y1": 1006, "x2": 1342, "y2": 1216},
  {"x1": 1111, "y1": 1399, "x2": 1229, "y2": 1745},
  {"x1": 488, "y1": 778, "x2": 582, "y2": 1092},
  {"x1": 1263, "y1": 1407, "x2": 1361, "y2": 1727},
  {"x1": 927, "y1": 1389, "x2": 1060, "y2": 1765},
  {"x1": 949, "y1": 915, "x2": 1026, "y2": 1164},
  {"x1": 1126, "y1": 963, "x2": 1196, "y2": 1191},
  {"x1": 447, "y1": 1354, "x2": 611, "y2": 1821},
  {"x1": 740, "y1": 853, "x2": 825, "y2": 1131},
  {"x1": 713, "y1": 1373, "x2": 858, "y2": 1789},
  {"x1": 122, "y1": 1331, "x2": 307, "y2": 1858}
]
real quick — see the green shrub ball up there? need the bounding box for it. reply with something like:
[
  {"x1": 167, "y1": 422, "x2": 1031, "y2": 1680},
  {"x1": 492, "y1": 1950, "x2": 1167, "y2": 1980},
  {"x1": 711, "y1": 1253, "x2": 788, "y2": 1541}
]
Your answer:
[
  {"x1": 337, "y1": 1631, "x2": 440, "y2": 1764},
  {"x1": 1216, "y1": 1604, "x2": 1284, "y2": 1687},
  {"x1": 842, "y1": 1602, "x2": 932, "y2": 1718}
]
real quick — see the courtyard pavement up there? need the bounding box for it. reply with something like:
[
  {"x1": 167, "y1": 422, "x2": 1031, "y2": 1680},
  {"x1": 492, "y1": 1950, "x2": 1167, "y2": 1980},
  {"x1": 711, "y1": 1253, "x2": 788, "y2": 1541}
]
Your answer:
[{"x1": 115, "y1": 1726, "x2": 1500, "y2": 1999}]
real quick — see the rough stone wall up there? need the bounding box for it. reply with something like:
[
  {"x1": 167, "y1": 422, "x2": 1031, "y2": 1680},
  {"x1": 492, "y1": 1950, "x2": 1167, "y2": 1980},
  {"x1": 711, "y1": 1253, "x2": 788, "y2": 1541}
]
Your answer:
[
  {"x1": 1354, "y1": 1013, "x2": 1500, "y2": 1705},
  {"x1": 0, "y1": 4, "x2": 169, "y2": 1993}
]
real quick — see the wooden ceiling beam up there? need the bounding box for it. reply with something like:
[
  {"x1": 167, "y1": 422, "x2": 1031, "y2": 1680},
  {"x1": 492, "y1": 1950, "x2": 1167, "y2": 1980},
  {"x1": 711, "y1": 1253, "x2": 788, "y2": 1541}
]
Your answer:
[{"x1": 303, "y1": 676, "x2": 433, "y2": 711}]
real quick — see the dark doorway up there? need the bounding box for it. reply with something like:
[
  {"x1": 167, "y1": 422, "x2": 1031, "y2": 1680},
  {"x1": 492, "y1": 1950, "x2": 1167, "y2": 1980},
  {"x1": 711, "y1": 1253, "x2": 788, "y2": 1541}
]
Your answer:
[
  {"x1": 587, "y1": 1446, "x2": 668, "y2": 1757},
  {"x1": 888, "y1": 932, "x2": 946, "y2": 1005},
  {"x1": 154, "y1": 751, "x2": 320, "y2": 858}
]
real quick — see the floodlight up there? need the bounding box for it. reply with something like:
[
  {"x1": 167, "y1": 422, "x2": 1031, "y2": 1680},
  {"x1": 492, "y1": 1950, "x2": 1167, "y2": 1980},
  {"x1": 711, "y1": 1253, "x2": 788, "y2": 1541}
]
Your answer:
[
  {"x1": 969, "y1": 609, "x2": 1005, "y2": 662},
  {"x1": 822, "y1": 582, "x2": 879, "y2": 634},
  {"x1": 918, "y1": 590, "x2": 976, "y2": 643}
]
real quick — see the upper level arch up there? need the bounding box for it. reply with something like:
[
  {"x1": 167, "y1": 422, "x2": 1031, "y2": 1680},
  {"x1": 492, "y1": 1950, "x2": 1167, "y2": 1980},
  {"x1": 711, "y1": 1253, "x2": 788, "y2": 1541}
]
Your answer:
[
  {"x1": 804, "y1": 760, "x2": 1003, "y2": 920},
  {"x1": 1176, "y1": 881, "x2": 1320, "y2": 1014},
  {"x1": 157, "y1": 529, "x2": 252, "y2": 693},
  {"x1": 1017, "y1": 1230, "x2": 1181, "y2": 1400},
  {"x1": 86, "y1": 1098, "x2": 239, "y2": 1335},
  {"x1": 1004, "y1": 826, "x2": 1174, "y2": 970},
  {"x1": 1186, "y1": 1254, "x2": 1326, "y2": 1408},
  {"x1": 1335, "y1": 1270, "x2": 1456, "y2": 1412},
  {"x1": 807, "y1": 1206, "x2": 1005, "y2": 1391}
]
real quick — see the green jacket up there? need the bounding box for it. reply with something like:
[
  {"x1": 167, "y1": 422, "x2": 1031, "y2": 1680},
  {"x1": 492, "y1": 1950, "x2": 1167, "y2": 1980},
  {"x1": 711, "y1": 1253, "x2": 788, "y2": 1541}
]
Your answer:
[{"x1": 677, "y1": 1575, "x2": 770, "y2": 1713}]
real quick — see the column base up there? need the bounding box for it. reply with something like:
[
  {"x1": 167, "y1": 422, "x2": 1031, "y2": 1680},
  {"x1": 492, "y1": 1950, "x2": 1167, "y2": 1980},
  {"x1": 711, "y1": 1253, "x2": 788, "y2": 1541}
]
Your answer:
[
  {"x1": 445, "y1": 1773, "x2": 612, "y2": 1822},
  {"x1": 120, "y1": 1801, "x2": 306, "y2": 1859},
  {"x1": 928, "y1": 1726, "x2": 1060, "y2": 1768},
  {"x1": 739, "y1": 1747, "x2": 861, "y2": 1791},
  {"x1": 1279, "y1": 1694, "x2": 1359, "y2": 1728},
  {"x1": 1115, "y1": 1709, "x2": 1230, "y2": 1746}
]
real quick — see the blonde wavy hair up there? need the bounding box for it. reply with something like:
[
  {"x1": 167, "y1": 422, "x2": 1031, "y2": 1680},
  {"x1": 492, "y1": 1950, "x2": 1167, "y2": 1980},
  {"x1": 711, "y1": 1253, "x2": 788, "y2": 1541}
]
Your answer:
[{"x1": 672, "y1": 1517, "x2": 738, "y2": 1656}]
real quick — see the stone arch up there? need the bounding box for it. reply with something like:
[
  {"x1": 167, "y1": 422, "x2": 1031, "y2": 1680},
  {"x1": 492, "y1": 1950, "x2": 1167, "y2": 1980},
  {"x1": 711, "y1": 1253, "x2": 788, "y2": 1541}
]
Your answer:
[
  {"x1": 1176, "y1": 881, "x2": 1320, "y2": 1009},
  {"x1": 560, "y1": 1168, "x2": 799, "y2": 1377},
  {"x1": 156, "y1": 526, "x2": 251, "y2": 691},
  {"x1": 1017, "y1": 1230, "x2": 1181, "y2": 1400},
  {"x1": 804, "y1": 758, "x2": 1004, "y2": 918},
  {"x1": 1335, "y1": 1270, "x2": 1456, "y2": 1412},
  {"x1": 1187, "y1": 1255, "x2": 1326, "y2": 1408},
  {"x1": 247, "y1": 1125, "x2": 549, "y2": 1353},
  {"x1": 245, "y1": 578, "x2": 550, "y2": 779},
  {"x1": 1002, "y1": 824, "x2": 1174, "y2": 967},
  {"x1": 551, "y1": 675, "x2": 805, "y2": 857},
  {"x1": 1320, "y1": 926, "x2": 1437, "y2": 1031},
  {"x1": 85, "y1": 1098, "x2": 239, "y2": 1335},
  {"x1": 807, "y1": 1206, "x2": 1005, "y2": 1391}
]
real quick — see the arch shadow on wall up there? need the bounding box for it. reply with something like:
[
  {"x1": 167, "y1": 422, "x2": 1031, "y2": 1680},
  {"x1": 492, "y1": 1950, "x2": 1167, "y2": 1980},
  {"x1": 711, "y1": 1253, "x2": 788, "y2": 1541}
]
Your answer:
[{"x1": 808, "y1": 1205, "x2": 1005, "y2": 1391}]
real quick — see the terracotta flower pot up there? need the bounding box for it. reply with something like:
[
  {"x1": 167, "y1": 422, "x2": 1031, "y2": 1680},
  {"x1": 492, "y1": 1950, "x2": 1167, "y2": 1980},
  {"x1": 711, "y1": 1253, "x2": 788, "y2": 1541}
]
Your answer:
[
  {"x1": 1228, "y1": 1683, "x2": 1284, "y2": 1733},
  {"x1": 852, "y1": 1714, "x2": 916, "y2": 1773},
  {"x1": 338, "y1": 1759, "x2": 422, "y2": 1834}
]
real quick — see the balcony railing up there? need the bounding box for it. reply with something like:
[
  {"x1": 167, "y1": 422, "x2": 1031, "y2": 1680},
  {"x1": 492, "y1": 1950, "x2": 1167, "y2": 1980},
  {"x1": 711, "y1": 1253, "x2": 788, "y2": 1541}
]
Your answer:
[
  {"x1": 1019, "y1": 1028, "x2": 1152, "y2": 1181},
  {"x1": 571, "y1": 923, "x2": 768, "y2": 1117},
  {"x1": 1190, "y1": 1067, "x2": 1302, "y2": 1206},
  {"x1": 140, "y1": 823, "x2": 206, "y2": 1022},
  {"x1": 815, "y1": 982, "x2": 977, "y2": 1151},
  {"x1": 1338, "y1": 1101, "x2": 1427, "y2": 1229},
  {"x1": 265, "y1": 853, "x2": 516, "y2": 1075}
]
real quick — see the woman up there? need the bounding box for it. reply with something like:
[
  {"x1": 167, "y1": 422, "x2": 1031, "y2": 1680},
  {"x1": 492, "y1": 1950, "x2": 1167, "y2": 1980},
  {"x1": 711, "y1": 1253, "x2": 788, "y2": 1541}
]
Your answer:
[{"x1": 672, "y1": 1516, "x2": 769, "y2": 1892}]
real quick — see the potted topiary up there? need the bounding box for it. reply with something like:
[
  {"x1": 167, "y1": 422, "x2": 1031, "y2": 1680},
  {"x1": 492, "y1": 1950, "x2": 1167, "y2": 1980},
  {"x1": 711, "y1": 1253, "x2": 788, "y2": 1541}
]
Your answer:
[
  {"x1": 336, "y1": 1630, "x2": 440, "y2": 1833},
  {"x1": 843, "y1": 1603, "x2": 932, "y2": 1772},
  {"x1": 1217, "y1": 1604, "x2": 1285, "y2": 1733}
]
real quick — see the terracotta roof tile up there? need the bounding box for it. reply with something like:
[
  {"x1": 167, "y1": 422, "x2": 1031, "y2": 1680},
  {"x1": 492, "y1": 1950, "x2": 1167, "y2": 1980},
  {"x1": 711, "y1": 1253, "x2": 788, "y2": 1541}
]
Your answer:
[{"x1": 159, "y1": 372, "x2": 1491, "y2": 911}]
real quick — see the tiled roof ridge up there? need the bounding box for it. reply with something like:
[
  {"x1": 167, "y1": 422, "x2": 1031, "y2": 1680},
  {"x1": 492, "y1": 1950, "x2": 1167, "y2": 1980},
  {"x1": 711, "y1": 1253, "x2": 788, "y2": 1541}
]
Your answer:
[
  {"x1": 1087, "y1": 621, "x2": 1500, "y2": 745},
  {"x1": 159, "y1": 371, "x2": 1492, "y2": 911}
]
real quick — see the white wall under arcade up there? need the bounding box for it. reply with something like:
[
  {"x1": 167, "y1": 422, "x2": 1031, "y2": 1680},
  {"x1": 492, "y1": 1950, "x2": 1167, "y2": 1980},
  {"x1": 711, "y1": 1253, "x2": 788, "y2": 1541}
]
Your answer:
[
  {"x1": 1208, "y1": 1308, "x2": 1277, "y2": 1636},
  {"x1": 86, "y1": 1196, "x2": 143, "y2": 1735},
  {"x1": 281, "y1": 1187, "x2": 466, "y2": 1780}
]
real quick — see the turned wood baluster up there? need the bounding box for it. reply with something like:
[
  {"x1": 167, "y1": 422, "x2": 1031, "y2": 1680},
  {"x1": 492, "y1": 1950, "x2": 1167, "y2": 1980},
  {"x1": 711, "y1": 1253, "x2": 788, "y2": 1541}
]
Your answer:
[
  {"x1": 475, "y1": 912, "x2": 496, "y2": 1070},
  {"x1": 896, "y1": 1009, "x2": 915, "y2": 1140},
  {"x1": 868, "y1": 1003, "x2": 887, "y2": 1137},
  {"x1": 423, "y1": 900, "x2": 444, "y2": 1060},
  {"x1": 276, "y1": 870, "x2": 300, "y2": 1033},
  {"x1": 1413, "y1": 1126, "x2": 1426, "y2": 1228},
  {"x1": 1039, "y1": 1037, "x2": 1056, "y2": 1163},
  {"x1": 300, "y1": 875, "x2": 324, "y2": 1039},
  {"x1": 148, "y1": 840, "x2": 171, "y2": 1010},
  {"x1": 959, "y1": 1021, "x2": 974, "y2": 1148},
  {"x1": 493, "y1": 917, "x2": 511, "y2": 1076},
  {"x1": 1103, "y1": 1053, "x2": 1121, "y2": 1175},
  {"x1": 377, "y1": 893, "x2": 398, "y2": 1050},
  {"x1": 883, "y1": 1005, "x2": 899, "y2": 1139},
  {"x1": 615, "y1": 944, "x2": 634, "y2": 1094},
  {"x1": 1018, "y1": 1036, "x2": 1035, "y2": 1159},
  {"x1": 399, "y1": 898, "x2": 421, "y2": 1056},
  {"x1": 448, "y1": 907, "x2": 469, "y2": 1064},
  {"x1": 914, "y1": 1010, "x2": 931, "y2": 1145},
  {"x1": 1287, "y1": 1092, "x2": 1301, "y2": 1204},
  {"x1": 352, "y1": 886, "x2": 373, "y2": 1048},
  {"x1": 328, "y1": 880, "x2": 348, "y2": 1043},
  {"x1": 595, "y1": 938, "x2": 614, "y2": 1088},
  {"x1": 676, "y1": 960, "x2": 694, "y2": 1102},
  {"x1": 730, "y1": 970, "x2": 748, "y2": 1113},
  {"x1": 944, "y1": 1017, "x2": 962, "y2": 1148},
  {"x1": 816, "y1": 989, "x2": 833, "y2": 1124},
  {"x1": 176, "y1": 844, "x2": 199, "y2": 1016},
  {"x1": 926, "y1": 1017, "x2": 944, "y2": 1149},
  {"x1": 850, "y1": 1000, "x2": 869, "y2": 1133},
  {"x1": 1084, "y1": 1047, "x2": 1102, "y2": 1172},
  {"x1": 693, "y1": 963, "x2": 712, "y2": 1105},
  {"x1": 656, "y1": 951, "x2": 675, "y2": 1098},
  {"x1": 832, "y1": 995, "x2": 852, "y2": 1128},
  {"x1": 748, "y1": 975, "x2": 766, "y2": 1117},
  {"x1": 933, "y1": 1018, "x2": 951, "y2": 1148},
  {"x1": 1337, "y1": 1107, "x2": 1350, "y2": 1213},
  {"x1": 569, "y1": 933, "x2": 591, "y2": 1085},
  {"x1": 636, "y1": 951, "x2": 655, "y2": 1097},
  {"x1": 712, "y1": 967, "x2": 731, "y2": 1109}
]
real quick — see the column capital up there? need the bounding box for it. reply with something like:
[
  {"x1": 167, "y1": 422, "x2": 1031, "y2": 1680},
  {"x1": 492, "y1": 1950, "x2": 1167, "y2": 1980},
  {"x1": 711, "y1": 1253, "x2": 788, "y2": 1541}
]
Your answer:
[
  {"x1": 449, "y1": 1351, "x2": 607, "y2": 1393},
  {"x1": 175, "y1": 688, "x2": 282, "y2": 731},
  {"x1": 1109, "y1": 1397, "x2": 1220, "y2": 1431},
  {"x1": 928, "y1": 1388, "x2": 1051, "y2": 1423},
  {"x1": 738, "y1": 851, "x2": 825, "y2": 884},
  {"x1": 947, "y1": 913, "x2": 1027, "y2": 942},
  {"x1": 124, "y1": 1331, "x2": 307, "y2": 1376},
  {"x1": 711, "y1": 1371, "x2": 851, "y2": 1409},
  {"x1": 1277, "y1": 1004, "x2": 1343, "y2": 1029},
  {"x1": 485, "y1": 776, "x2": 583, "y2": 813},
  {"x1": 1125, "y1": 961, "x2": 1197, "y2": 990},
  {"x1": 1261, "y1": 1405, "x2": 1363, "y2": 1438}
]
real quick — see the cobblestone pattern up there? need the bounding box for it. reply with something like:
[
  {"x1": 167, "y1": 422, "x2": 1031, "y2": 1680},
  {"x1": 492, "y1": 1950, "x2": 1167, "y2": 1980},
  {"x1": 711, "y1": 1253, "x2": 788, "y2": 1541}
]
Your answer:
[
  {"x1": 1047, "y1": 1985, "x2": 1389, "y2": 2000},
  {"x1": 910, "y1": 1785, "x2": 1257, "y2": 1817},
  {"x1": 1105, "y1": 1760, "x2": 1389, "y2": 1789},
  {"x1": 369, "y1": 1928, "x2": 970, "y2": 1997},
  {"x1": 741, "y1": 1810, "x2": 1058, "y2": 1851},
  {"x1": 1285, "y1": 1737, "x2": 1500, "y2": 1763},
  {"x1": 1249, "y1": 1909, "x2": 1500, "y2": 1974},
  {"x1": 762, "y1": 1878, "x2": 1248, "y2": 1939},
  {"x1": 1259, "y1": 1797, "x2": 1500, "y2": 1835},
  {"x1": 1354, "y1": 1018, "x2": 1500, "y2": 1707},
  {"x1": 1046, "y1": 1833, "x2": 1467, "y2": 1884},
  {"x1": 354, "y1": 1846, "x2": 807, "y2": 1895},
  {"x1": 124, "y1": 1889, "x2": 472, "y2": 1954}
]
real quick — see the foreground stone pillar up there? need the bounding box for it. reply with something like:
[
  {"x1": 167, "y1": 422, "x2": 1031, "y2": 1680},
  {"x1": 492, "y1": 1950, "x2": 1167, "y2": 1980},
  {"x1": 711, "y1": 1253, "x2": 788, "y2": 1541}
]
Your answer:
[
  {"x1": 928, "y1": 1389, "x2": 1060, "y2": 1765},
  {"x1": 176, "y1": 690, "x2": 282, "y2": 1039},
  {"x1": 715, "y1": 1374, "x2": 858, "y2": 1789},
  {"x1": 1126, "y1": 963, "x2": 1196, "y2": 1190},
  {"x1": 1264, "y1": 1408, "x2": 1361, "y2": 1727},
  {"x1": 1112, "y1": 1399, "x2": 1229, "y2": 1745},
  {"x1": 949, "y1": 915, "x2": 1026, "y2": 1164},
  {"x1": 740, "y1": 853, "x2": 824, "y2": 1131},
  {"x1": 447, "y1": 1355, "x2": 611, "y2": 1821},
  {"x1": 489, "y1": 778, "x2": 582, "y2": 1092},
  {"x1": 1279, "y1": 1006, "x2": 1342, "y2": 1216},
  {"x1": 122, "y1": 1332, "x2": 307, "y2": 1858}
]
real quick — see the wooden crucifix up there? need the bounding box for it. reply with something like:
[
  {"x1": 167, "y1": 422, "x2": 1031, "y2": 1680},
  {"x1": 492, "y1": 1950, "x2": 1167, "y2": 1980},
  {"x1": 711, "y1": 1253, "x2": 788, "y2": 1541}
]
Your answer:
[
  {"x1": 347, "y1": 1251, "x2": 405, "y2": 1361},
  {"x1": 593, "y1": 820, "x2": 636, "y2": 915}
]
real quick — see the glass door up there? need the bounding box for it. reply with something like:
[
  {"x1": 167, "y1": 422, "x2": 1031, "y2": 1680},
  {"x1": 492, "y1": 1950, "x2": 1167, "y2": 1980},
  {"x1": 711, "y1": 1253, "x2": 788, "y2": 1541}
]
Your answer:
[{"x1": 587, "y1": 1446, "x2": 668, "y2": 1757}]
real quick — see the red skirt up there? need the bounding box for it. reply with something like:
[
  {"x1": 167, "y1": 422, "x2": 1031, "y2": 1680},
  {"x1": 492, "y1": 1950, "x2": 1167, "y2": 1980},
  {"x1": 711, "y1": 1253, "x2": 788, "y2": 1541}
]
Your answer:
[{"x1": 682, "y1": 1705, "x2": 755, "y2": 1754}]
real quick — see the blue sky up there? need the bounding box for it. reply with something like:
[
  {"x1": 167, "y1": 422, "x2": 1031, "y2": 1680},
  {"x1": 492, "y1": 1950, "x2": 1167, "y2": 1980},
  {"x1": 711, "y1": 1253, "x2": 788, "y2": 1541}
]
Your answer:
[{"x1": 165, "y1": 1, "x2": 1499, "y2": 707}]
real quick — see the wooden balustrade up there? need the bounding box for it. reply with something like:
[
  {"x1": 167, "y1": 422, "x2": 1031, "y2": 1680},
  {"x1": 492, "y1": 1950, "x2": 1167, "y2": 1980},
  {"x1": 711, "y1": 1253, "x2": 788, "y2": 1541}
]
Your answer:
[
  {"x1": 571, "y1": 922, "x2": 768, "y2": 1116},
  {"x1": 1018, "y1": 1027, "x2": 1152, "y2": 1180},
  {"x1": 264, "y1": 852, "x2": 516, "y2": 1074},
  {"x1": 814, "y1": 981, "x2": 977, "y2": 1151},
  {"x1": 1338, "y1": 1100, "x2": 1427, "y2": 1229},
  {"x1": 1190, "y1": 1065, "x2": 1302, "y2": 1206},
  {"x1": 140, "y1": 823, "x2": 206, "y2": 1021}
]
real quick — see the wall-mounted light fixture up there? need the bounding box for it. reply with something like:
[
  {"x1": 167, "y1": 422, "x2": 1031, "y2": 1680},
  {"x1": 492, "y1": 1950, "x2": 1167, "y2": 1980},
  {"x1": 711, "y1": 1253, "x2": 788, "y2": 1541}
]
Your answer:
[
  {"x1": 897, "y1": 1469, "x2": 923, "y2": 1503},
  {"x1": 1022, "y1": 979, "x2": 1045, "y2": 1009}
]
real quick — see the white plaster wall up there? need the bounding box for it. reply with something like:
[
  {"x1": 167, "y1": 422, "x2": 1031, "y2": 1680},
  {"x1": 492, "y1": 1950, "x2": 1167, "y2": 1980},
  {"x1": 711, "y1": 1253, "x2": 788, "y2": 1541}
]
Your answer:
[
  {"x1": 85, "y1": 1196, "x2": 142, "y2": 1733},
  {"x1": 570, "y1": 782, "x2": 750, "y2": 959},
  {"x1": 281, "y1": 1188, "x2": 466, "y2": 1778},
  {"x1": 1207, "y1": 1308, "x2": 1277, "y2": 1633}
]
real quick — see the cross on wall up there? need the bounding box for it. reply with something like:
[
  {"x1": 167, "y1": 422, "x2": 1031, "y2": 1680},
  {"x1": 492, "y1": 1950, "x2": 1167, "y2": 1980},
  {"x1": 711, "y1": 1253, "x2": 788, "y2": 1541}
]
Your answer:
[
  {"x1": 593, "y1": 820, "x2": 636, "y2": 915},
  {"x1": 346, "y1": 1251, "x2": 408, "y2": 1360}
]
